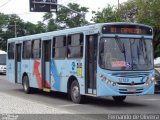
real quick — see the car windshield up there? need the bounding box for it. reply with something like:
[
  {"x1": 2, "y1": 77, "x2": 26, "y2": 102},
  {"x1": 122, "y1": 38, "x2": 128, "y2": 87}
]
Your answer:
[
  {"x1": 0, "y1": 54, "x2": 6, "y2": 65},
  {"x1": 99, "y1": 37, "x2": 153, "y2": 70}
]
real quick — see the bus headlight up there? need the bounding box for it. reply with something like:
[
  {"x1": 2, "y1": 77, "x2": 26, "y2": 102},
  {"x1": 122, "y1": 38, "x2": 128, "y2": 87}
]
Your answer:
[
  {"x1": 145, "y1": 76, "x2": 153, "y2": 85},
  {"x1": 151, "y1": 76, "x2": 156, "y2": 84},
  {"x1": 152, "y1": 76, "x2": 156, "y2": 81},
  {"x1": 99, "y1": 74, "x2": 117, "y2": 86}
]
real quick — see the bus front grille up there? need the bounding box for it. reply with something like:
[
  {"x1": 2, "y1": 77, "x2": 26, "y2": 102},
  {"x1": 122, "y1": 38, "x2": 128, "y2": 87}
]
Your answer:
[
  {"x1": 119, "y1": 88, "x2": 143, "y2": 94},
  {"x1": 112, "y1": 72, "x2": 150, "y2": 78},
  {"x1": 119, "y1": 92, "x2": 143, "y2": 94},
  {"x1": 117, "y1": 82, "x2": 145, "y2": 86}
]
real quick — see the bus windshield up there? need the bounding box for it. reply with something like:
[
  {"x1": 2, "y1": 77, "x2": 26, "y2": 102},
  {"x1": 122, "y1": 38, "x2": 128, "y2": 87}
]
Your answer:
[
  {"x1": 0, "y1": 54, "x2": 6, "y2": 65},
  {"x1": 99, "y1": 37, "x2": 153, "y2": 71}
]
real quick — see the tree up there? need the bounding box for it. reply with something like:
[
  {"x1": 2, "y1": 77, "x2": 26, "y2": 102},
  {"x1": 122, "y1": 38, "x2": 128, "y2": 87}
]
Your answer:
[
  {"x1": 24, "y1": 22, "x2": 37, "y2": 35},
  {"x1": 0, "y1": 13, "x2": 9, "y2": 50},
  {"x1": 47, "y1": 19, "x2": 58, "y2": 32},
  {"x1": 91, "y1": 4, "x2": 123, "y2": 23},
  {"x1": 6, "y1": 14, "x2": 26, "y2": 37},
  {"x1": 43, "y1": 13, "x2": 58, "y2": 32},
  {"x1": 35, "y1": 21, "x2": 46, "y2": 33},
  {"x1": 0, "y1": 13, "x2": 8, "y2": 32},
  {"x1": 43, "y1": 3, "x2": 89, "y2": 29},
  {"x1": 0, "y1": 13, "x2": 47, "y2": 50}
]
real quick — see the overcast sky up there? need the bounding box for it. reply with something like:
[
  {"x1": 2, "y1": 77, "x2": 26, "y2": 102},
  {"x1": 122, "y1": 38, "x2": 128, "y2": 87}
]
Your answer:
[{"x1": 0, "y1": 0, "x2": 127, "y2": 23}]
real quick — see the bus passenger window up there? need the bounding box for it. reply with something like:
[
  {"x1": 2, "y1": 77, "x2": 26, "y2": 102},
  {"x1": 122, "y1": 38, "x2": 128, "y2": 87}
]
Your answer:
[
  {"x1": 67, "y1": 47, "x2": 72, "y2": 58},
  {"x1": 32, "y1": 39, "x2": 41, "y2": 59},
  {"x1": 67, "y1": 33, "x2": 83, "y2": 58},
  {"x1": 8, "y1": 42, "x2": 15, "y2": 59},
  {"x1": 53, "y1": 36, "x2": 66, "y2": 59},
  {"x1": 23, "y1": 40, "x2": 31, "y2": 59}
]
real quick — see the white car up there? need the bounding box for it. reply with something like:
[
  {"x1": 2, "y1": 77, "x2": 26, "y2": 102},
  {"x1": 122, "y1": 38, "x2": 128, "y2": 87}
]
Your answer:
[{"x1": 0, "y1": 50, "x2": 7, "y2": 74}]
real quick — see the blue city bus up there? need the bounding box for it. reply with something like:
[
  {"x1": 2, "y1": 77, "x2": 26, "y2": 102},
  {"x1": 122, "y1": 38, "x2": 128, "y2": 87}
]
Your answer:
[{"x1": 7, "y1": 22, "x2": 154, "y2": 103}]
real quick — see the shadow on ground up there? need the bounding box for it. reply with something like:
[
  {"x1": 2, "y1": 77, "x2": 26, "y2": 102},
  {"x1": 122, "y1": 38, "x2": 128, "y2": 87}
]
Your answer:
[{"x1": 14, "y1": 87, "x2": 147, "y2": 108}]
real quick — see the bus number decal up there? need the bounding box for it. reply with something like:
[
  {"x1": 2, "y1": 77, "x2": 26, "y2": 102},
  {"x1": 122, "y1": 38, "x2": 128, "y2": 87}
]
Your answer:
[{"x1": 118, "y1": 78, "x2": 129, "y2": 83}]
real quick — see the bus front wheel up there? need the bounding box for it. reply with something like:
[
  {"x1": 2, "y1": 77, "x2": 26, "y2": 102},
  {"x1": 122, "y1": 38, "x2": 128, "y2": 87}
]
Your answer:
[
  {"x1": 70, "y1": 80, "x2": 84, "y2": 104},
  {"x1": 22, "y1": 75, "x2": 31, "y2": 94},
  {"x1": 112, "y1": 96, "x2": 126, "y2": 102}
]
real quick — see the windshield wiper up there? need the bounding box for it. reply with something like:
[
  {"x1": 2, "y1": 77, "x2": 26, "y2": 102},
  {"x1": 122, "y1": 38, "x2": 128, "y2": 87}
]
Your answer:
[
  {"x1": 115, "y1": 37, "x2": 125, "y2": 53},
  {"x1": 139, "y1": 37, "x2": 148, "y2": 63},
  {"x1": 115, "y1": 37, "x2": 126, "y2": 61}
]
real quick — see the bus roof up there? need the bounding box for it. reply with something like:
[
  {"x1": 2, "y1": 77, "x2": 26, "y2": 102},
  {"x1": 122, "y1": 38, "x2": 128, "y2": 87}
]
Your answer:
[
  {"x1": 0, "y1": 50, "x2": 7, "y2": 54},
  {"x1": 8, "y1": 22, "x2": 153, "y2": 43}
]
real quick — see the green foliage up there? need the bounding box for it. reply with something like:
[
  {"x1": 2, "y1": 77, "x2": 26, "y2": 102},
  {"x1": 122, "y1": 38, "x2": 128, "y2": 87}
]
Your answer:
[
  {"x1": 35, "y1": 21, "x2": 46, "y2": 33},
  {"x1": 0, "y1": 13, "x2": 47, "y2": 51},
  {"x1": 57, "y1": 3, "x2": 89, "y2": 27},
  {"x1": 43, "y1": 13, "x2": 58, "y2": 32},
  {"x1": 43, "y1": 3, "x2": 89, "y2": 28},
  {"x1": 47, "y1": 19, "x2": 58, "y2": 32},
  {"x1": 91, "y1": 4, "x2": 123, "y2": 23},
  {"x1": 24, "y1": 22, "x2": 37, "y2": 35}
]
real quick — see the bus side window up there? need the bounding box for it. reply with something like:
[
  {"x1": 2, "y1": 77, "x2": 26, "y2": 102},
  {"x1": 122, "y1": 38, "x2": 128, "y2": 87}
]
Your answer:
[
  {"x1": 22, "y1": 40, "x2": 31, "y2": 59},
  {"x1": 8, "y1": 42, "x2": 15, "y2": 59},
  {"x1": 32, "y1": 39, "x2": 41, "y2": 59},
  {"x1": 67, "y1": 33, "x2": 83, "y2": 58},
  {"x1": 67, "y1": 36, "x2": 71, "y2": 57},
  {"x1": 99, "y1": 40, "x2": 104, "y2": 67},
  {"x1": 53, "y1": 36, "x2": 66, "y2": 59}
]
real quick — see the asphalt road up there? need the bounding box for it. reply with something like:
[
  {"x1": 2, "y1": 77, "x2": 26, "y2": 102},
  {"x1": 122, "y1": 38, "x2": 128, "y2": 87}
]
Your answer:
[{"x1": 0, "y1": 75, "x2": 160, "y2": 115}]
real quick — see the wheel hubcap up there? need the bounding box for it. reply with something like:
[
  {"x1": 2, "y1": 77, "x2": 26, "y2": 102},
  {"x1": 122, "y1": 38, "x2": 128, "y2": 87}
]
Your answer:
[
  {"x1": 72, "y1": 86, "x2": 79, "y2": 99},
  {"x1": 24, "y1": 78, "x2": 28, "y2": 91}
]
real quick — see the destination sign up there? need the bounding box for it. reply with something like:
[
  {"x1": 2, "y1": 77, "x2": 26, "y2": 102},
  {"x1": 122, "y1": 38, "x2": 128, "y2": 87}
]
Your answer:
[{"x1": 102, "y1": 24, "x2": 152, "y2": 35}]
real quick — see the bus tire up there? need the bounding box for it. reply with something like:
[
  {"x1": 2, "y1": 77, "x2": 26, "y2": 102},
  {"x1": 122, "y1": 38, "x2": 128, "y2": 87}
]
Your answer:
[
  {"x1": 70, "y1": 80, "x2": 84, "y2": 104},
  {"x1": 22, "y1": 75, "x2": 31, "y2": 94},
  {"x1": 112, "y1": 96, "x2": 126, "y2": 102}
]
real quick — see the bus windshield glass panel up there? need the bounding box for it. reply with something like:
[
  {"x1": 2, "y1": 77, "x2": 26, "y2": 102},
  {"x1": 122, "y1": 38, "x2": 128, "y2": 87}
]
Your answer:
[
  {"x1": 99, "y1": 38, "x2": 153, "y2": 70},
  {"x1": 102, "y1": 25, "x2": 152, "y2": 35}
]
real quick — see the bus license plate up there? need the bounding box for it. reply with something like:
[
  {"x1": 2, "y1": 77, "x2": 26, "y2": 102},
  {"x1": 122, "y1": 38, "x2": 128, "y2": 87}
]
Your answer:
[{"x1": 127, "y1": 88, "x2": 136, "y2": 92}]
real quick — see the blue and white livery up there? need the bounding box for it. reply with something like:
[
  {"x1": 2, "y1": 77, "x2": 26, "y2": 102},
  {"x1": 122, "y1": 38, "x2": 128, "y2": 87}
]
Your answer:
[{"x1": 7, "y1": 22, "x2": 154, "y2": 103}]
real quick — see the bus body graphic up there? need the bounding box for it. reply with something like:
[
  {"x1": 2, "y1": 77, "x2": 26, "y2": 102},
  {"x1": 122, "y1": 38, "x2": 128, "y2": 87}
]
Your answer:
[
  {"x1": 33, "y1": 60, "x2": 42, "y2": 89},
  {"x1": 7, "y1": 22, "x2": 155, "y2": 103},
  {"x1": 50, "y1": 60, "x2": 60, "y2": 91}
]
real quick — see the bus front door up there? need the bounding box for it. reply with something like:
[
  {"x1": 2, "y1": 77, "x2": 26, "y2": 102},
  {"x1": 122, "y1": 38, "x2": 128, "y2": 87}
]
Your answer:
[
  {"x1": 85, "y1": 35, "x2": 98, "y2": 94},
  {"x1": 15, "y1": 43, "x2": 22, "y2": 83},
  {"x1": 42, "y1": 40, "x2": 51, "y2": 90}
]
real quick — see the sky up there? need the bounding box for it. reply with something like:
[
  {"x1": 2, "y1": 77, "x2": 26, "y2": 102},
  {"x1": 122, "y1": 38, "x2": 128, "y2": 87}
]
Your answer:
[{"x1": 0, "y1": 0, "x2": 127, "y2": 24}]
